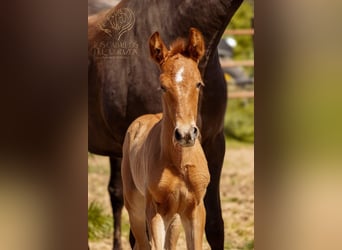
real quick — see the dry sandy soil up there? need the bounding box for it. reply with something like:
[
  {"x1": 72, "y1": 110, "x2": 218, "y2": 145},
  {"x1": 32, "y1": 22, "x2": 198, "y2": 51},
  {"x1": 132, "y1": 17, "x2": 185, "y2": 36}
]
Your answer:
[{"x1": 88, "y1": 143, "x2": 254, "y2": 250}]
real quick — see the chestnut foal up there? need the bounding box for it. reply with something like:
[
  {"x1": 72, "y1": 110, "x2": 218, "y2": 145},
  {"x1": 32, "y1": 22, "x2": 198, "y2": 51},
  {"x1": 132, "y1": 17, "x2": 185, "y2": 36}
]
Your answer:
[{"x1": 121, "y1": 28, "x2": 210, "y2": 250}]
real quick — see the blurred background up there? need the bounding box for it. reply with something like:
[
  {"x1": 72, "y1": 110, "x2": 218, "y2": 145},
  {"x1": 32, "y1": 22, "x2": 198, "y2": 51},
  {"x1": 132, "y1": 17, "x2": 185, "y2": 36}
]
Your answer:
[{"x1": 221, "y1": 0, "x2": 254, "y2": 144}]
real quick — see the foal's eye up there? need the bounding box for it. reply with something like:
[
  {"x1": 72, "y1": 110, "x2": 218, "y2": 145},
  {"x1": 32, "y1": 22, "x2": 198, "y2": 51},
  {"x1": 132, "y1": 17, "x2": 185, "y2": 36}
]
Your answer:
[
  {"x1": 196, "y1": 82, "x2": 202, "y2": 89},
  {"x1": 160, "y1": 85, "x2": 167, "y2": 92}
]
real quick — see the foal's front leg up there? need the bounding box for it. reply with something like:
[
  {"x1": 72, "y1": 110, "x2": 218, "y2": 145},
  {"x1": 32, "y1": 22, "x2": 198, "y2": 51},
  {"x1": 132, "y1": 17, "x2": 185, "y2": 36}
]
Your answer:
[
  {"x1": 165, "y1": 214, "x2": 181, "y2": 250},
  {"x1": 182, "y1": 202, "x2": 206, "y2": 250},
  {"x1": 146, "y1": 195, "x2": 166, "y2": 250}
]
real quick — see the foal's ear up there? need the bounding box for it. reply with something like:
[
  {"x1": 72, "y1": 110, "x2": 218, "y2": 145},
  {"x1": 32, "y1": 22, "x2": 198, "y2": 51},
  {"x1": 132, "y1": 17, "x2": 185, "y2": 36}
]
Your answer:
[
  {"x1": 187, "y1": 28, "x2": 205, "y2": 63},
  {"x1": 149, "y1": 31, "x2": 168, "y2": 65}
]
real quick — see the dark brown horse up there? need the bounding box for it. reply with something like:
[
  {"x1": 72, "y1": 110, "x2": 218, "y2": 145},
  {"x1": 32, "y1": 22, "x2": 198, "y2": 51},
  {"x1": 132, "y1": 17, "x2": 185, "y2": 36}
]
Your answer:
[
  {"x1": 88, "y1": 0, "x2": 243, "y2": 249},
  {"x1": 88, "y1": 0, "x2": 120, "y2": 15}
]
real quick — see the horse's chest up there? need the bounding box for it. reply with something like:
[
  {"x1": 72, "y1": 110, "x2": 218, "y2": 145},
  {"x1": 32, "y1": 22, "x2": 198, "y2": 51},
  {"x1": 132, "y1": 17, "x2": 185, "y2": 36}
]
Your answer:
[{"x1": 149, "y1": 165, "x2": 210, "y2": 214}]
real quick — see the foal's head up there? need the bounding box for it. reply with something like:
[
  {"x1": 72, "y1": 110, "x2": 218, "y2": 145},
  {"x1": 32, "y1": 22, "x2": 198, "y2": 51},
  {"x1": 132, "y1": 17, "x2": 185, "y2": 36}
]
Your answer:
[{"x1": 149, "y1": 28, "x2": 205, "y2": 147}]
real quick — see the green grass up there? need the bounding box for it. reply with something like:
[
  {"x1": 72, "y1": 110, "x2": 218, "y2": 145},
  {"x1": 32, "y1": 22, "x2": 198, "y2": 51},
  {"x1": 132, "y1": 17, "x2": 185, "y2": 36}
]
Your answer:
[
  {"x1": 88, "y1": 201, "x2": 113, "y2": 241},
  {"x1": 121, "y1": 217, "x2": 130, "y2": 240},
  {"x1": 225, "y1": 239, "x2": 254, "y2": 250},
  {"x1": 225, "y1": 99, "x2": 254, "y2": 143},
  {"x1": 241, "y1": 239, "x2": 254, "y2": 250},
  {"x1": 226, "y1": 137, "x2": 253, "y2": 149},
  {"x1": 224, "y1": 241, "x2": 235, "y2": 249}
]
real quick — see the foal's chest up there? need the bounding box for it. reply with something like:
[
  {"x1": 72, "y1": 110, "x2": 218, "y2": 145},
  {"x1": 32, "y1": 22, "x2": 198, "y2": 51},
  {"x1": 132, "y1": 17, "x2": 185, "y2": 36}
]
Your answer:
[{"x1": 148, "y1": 164, "x2": 210, "y2": 214}]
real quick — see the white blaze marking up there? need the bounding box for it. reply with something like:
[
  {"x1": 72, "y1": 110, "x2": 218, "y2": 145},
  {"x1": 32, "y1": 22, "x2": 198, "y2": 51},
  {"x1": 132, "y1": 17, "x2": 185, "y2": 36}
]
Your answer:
[{"x1": 175, "y1": 67, "x2": 184, "y2": 83}]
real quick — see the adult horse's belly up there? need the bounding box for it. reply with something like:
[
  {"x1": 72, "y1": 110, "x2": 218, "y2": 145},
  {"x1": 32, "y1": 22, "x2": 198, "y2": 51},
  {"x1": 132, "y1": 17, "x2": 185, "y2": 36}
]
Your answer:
[
  {"x1": 88, "y1": 116, "x2": 123, "y2": 157},
  {"x1": 88, "y1": 87, "x2": 124, "y2": 157},
  {"x1": 88, "y1": 58, "x2": 128, "y2": 157},
  {"x1": 88, "y1": 57, "x2": 162, "y2": 157}
]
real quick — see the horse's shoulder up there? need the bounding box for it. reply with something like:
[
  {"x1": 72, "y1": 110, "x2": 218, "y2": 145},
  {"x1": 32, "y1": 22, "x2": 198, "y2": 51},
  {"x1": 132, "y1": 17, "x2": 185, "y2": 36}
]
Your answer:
[
  {"x1": 88, "y1": 8, "x2": 112, "y2": 43},
  {"x1": 136, "y1": 113, "x2": 162, "y2": 123},
  {"x1": 125, "y1": 113, "x2": 161, "y2": 144},
  {"x1": 88, "y1": 8, "x2": 111, "y2": 25},
  {"x1": 131, "y1": 113, "x2": 161, "y2": 131}
]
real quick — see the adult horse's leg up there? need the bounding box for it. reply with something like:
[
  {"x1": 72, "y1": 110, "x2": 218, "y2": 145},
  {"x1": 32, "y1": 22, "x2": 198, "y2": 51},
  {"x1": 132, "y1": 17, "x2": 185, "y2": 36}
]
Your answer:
[
  {"x1": 129, "y1": 230, "x2": 135, "y2": 249},
  {"x1": 108, "y1": 157, "x2": 124, "y2": 250},
  {"x1": 203, "y1": 131, "x2": 226, "y2": 250}
]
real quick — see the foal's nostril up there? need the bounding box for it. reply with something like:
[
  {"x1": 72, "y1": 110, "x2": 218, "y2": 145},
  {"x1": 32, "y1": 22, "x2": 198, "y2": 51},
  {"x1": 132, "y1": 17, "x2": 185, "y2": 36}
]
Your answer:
[
  {"x1": 174, "y1": 128, "x2": 182, "y2": 141},
  {"x1": 193, "y1": 126, "x2": 198, "y2": 136}
]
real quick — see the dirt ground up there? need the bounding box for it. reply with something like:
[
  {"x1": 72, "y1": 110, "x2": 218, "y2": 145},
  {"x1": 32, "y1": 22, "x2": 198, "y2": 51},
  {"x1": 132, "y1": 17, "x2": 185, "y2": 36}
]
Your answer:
[{"x1": 88, "y1": 143, "x2": 254, "y2": 250}]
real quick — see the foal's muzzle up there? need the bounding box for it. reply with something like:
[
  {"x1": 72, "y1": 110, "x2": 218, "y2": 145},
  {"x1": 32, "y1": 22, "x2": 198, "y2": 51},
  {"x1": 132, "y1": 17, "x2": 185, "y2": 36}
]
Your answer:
[{"x1": 174, "y1": 125, "x2": 199, "y2": 147}]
